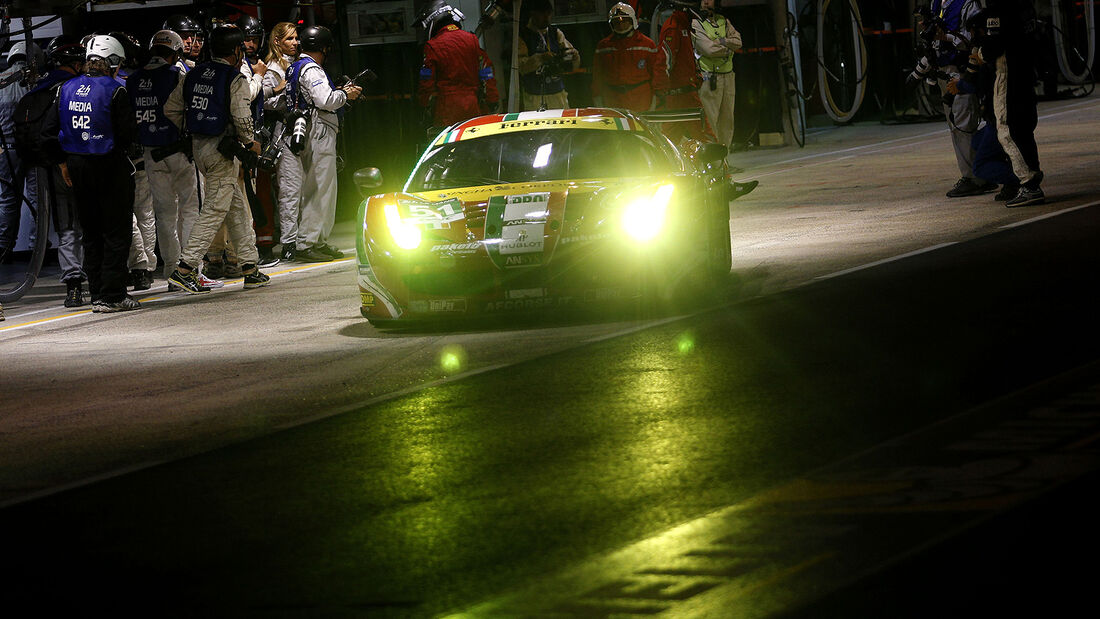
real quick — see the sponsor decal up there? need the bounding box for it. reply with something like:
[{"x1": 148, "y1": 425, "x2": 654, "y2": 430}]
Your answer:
[
  {"x1": 360, "y1": 292, "x2": 375, "y2": 307},
  {"x1": 559, "y1": 233, "x2": 611, "y2": 245},
  {"x1": 434, "y1": 113, "x2": 636, "y2": 145},
  {"x1": 430, "y1": 241, "x2": 481, "y2": 255},
  {"x1": 506, "y1": 288, "x2": 546, "y2": 299},
  {"x1": 483, "y1": 296, "x2": 571, "y2": 312},
  {"x1": 410, "y1": 298, "x2": 467, "y2": 313},
  {"x1": 485, "y1": 193, "x2": 549, "y2": 269}
]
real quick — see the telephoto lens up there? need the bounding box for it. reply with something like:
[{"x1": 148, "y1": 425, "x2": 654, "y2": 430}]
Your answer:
[{"x1": 287, "y1": 110, "x2": 311, "y2": 155}]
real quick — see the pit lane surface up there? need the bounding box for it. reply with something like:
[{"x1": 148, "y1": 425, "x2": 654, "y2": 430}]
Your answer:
[{"x1": 2, "y1": 95, "x2": 1099, "y2": 615}]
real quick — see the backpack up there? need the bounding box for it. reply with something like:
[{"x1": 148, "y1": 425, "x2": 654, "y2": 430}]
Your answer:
[{"x1": 12, "y1": 76, "x2": 69, "y2": 167}]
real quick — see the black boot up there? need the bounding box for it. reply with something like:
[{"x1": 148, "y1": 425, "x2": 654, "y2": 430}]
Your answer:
[{"x1": 64, "y1": 280, "x2": 85, "y2": 308}]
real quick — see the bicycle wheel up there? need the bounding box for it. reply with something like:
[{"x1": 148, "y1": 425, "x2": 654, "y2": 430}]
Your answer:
[{"x1": 0, "y1": 167, "x2": 50, "y2": 304}]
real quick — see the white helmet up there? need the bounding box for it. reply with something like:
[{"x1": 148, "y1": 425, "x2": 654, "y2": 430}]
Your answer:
[
  {"x1": 609, "y1": 3, "x2": 638, "y2": 34},
  {"x1": 149, "y1": 29, "x2": 185, "y2": 54},
  {"x1": 6, "y1": 40, "x2": 44, "y2": 65},
  {"x1": 85, "y1": 34, "x2": 126, "y2": 67}
]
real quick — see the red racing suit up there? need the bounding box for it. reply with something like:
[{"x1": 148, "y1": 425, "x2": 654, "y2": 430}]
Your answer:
[
  {"x1": 418, "y1": 25, "x2": 500, "y2": 127},
  {"x1": 658, "y1": 8, "x2": 715, "y2": 142},
  {"x1": 592, "y1": 29, "x2": 669, "y2": 113}
]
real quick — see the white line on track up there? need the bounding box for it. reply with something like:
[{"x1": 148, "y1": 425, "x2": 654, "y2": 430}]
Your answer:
[
  {"x1": 0, "y1": 257, "x2": 354, "y2": 334},
  {"x1": 999, "y1": 199, "x2": 1100, "y2": 229},
  {"x1": 815, "y1": 242, "x2": 959, "y2": 280}
]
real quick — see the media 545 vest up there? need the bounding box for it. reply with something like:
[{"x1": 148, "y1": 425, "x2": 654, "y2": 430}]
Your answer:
[
  {"x1": 183, "y1": 61, "x2": 238, "y2": 136},
  {"x1": 129, "y1": 64, "x2": 182, "y2": 146},
  {"x1": 58, "y1": 74, "x2": 122, "y2": 155}
]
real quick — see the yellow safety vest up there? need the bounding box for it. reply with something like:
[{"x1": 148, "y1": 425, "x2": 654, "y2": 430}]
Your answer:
[{"x1": 698, "y1": 16, "x2": 734, "y2": 74}]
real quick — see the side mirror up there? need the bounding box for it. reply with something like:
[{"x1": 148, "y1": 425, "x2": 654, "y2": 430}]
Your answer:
[
  {"x1": 354, "y1": 167, "x2": 384, "y2": 197},
  {"x1": 698, "y1": 142, "x2": 728, "y2": 163}
]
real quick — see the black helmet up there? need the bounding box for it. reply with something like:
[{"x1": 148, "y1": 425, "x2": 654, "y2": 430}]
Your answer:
[
  {"x1": 298, "y1": 25, "x2": 334, "y2": 53},
  {"x1": 46, "y1": 34, "x2": 85, "y2": 65},
  {"x1": 109, "y1": 31, "x2": 145, "y2": 69},
  {"x1": 208, "y1": 24, "x2": 245, "y2": 57},
  {"x1": 163, "y1": 14, "x2": 202, "y2": 35},
  {"x1": 236, "y1": 14, "x2": 265, "y2": 42},
  {"x1": 416, "y1": 1, "x2": 465, "y2": 39}
]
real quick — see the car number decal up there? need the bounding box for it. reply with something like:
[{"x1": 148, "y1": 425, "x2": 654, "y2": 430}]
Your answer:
[{"x1": 398, "y1": 197, "x2": 464, "y2": 228}]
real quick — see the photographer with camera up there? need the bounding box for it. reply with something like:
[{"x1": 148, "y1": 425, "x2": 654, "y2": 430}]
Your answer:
[
  {"x1": 912, "y1": 1, "x2": 995, "y2": 198},
  {"x1": 516, "y1": 0, "x2": 580, "y2": 111},
  {"x1": 164, "y1": 24, "x2": 269, "y2": 294},
  {"x1": 0, "y1": 41, "x2": 41, "y2": 267},
  {"x1": 960, "y1": 3, "x2": 1044, "y2": 207},
  {"x1": 130, "y1": 29, "x2": 202, "y2": 285},
  {"x1": 282, "y1": 25, "x2": 361, "y2": 263}
]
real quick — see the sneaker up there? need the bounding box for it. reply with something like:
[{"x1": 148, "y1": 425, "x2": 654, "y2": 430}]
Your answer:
[
  {"x1": 995, "y1": 184, "x2": 1020, "y2": 201},
  {"x1": 92, "y1": 295, "x2": 142, "y2": 313},
  {"x1": 318, "y1": 243, "x2": 345, "y2": 259},
  {"x1": 64, "y1": 281, "x2": 85, "y2": 308},
  {"x1": 204, "y1": 260, "x2": 225, "y2": 280},
  {"x1": 946, "y1": 177, "x2": 997, "y2": 198},
  {"x1": 168, "y1": 269, "x2": 212, "y2": 294},
  {"x1": 131, "y1": 269, "x2": 152, "y2": 291},
  {"x1": 198, "y1": 273, "x2": 225, "y2": 289},
  {"x1": 280, "y1": 243, "x2": 296, "y2": 262},
  {"x1": 1005, "y1": 186, "x2": 1045, "y2": 208},
  {"x1": 295, "y1": 246, "x2": 332, "y2": 263},
  {"x1": 243, "y1": 268, "x2": 271, "y2": 289},
  {"x1": 258, "y1": 246, "x2": 281, "y2": 268}
]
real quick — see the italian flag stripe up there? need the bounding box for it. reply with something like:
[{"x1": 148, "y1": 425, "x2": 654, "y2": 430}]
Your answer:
[
  {"x1": 615, "y1": 117, "x2": 631, "y2": 130},
  {"x1": 503, "y1": 113, "x2": 521, "y2": 121}
]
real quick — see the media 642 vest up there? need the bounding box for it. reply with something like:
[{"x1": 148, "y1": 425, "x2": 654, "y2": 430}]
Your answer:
[{"x1": 58, "y1": 74, "x2": 121, "y2": 155}]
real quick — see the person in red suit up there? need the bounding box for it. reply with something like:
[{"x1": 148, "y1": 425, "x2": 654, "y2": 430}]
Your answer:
[
  {"x1": 416, "y1": 1, "x2": 499, "y2": 128},
  {"x1": 657, "y1": 0, "x2": 715, "y2": 142},
  {"x1": 592, "y1": 3, "x2": 668, "y2": 113}
]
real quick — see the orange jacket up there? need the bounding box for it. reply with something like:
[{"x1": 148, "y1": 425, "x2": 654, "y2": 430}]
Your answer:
[
  {"x1": 418, "y1": 25, "x2": 500, "y2": 126},
  {"x1": 592, "y1": 30, "x2": 668, "y2": 113},
  {"x1": 658, "y1": 9, "x2": 701, "y2": 91}
]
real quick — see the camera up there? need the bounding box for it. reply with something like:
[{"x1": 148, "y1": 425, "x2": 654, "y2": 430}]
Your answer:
[
  {"x1": 150, "y1": 134, "x2": 192, "y2": 163},
  {"x1": 286, "y1": 109, "x2": 311, "y2": 156},
  {"x1": 216, "y1": 134, "x2": 258, "y2": 168},
  {"x1": 256, "y1": 126, "x2": 280, "y2": 171}
]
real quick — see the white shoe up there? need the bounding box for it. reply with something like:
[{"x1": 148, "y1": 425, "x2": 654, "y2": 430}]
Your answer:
[{"x1": 198, "y1": 273, "x2": 225, "y2": 289}]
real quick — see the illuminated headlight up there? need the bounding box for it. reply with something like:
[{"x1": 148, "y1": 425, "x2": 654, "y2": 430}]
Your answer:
[
  {"x1": 621, "y1": 184, "x2": 674, "y2": 242},
  {"x1": 384, "y1": 202, "x2": 422, "y2": 250}
]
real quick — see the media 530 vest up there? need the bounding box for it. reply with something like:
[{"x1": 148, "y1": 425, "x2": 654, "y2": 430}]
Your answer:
[
  {"x1": 183, "y1": 61, "x2": 238, "y2": 136},
  {"x1": 519, "y1": 26, "x2": 565, "y2": 95},
  {"x1": 58, "y1": 74, "x2": 122, "y2": 155},
  {"x1": 129, "y1": 64, "x2": 182, "y2": 146},
  {"x1": 698, "y1": 17, "x2": 734, "y2": 74}
]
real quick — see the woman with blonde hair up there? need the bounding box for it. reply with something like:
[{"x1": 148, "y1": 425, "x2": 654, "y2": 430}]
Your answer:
[{"x1": 262, "y1": 22, "x2": 303, "y2": 261}]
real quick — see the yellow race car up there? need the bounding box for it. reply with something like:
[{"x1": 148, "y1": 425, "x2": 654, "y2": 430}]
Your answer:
[{"x1": 354, "y1": 108, "x2": 734, "y2": 323}]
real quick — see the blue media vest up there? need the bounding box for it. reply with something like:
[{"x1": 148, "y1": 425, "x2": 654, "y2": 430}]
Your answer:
[
  {"x1": 58, "y1": 74, "x2": 122, "y2": 155},
  {"x1": 182, "y1": 61, "x2": 238, "y2": 136},
  {"x1": 129, "y1": 64, "x2": 182, "y2": 146}
]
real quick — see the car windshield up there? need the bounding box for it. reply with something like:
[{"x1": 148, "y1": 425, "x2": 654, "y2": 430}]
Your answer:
[{"x1": 405, "y1": 128, "x2": 679, "y2": 192}]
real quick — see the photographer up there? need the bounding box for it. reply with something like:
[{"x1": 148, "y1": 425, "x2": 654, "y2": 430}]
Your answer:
[
  {"x1": 131, "y1": 30, "x2": 201, "y2": 284},
  {"x1": 282, "y1": 25, "x2": 361, "y2": 263},
  {"x1": 916, "y1": 1, "x2": 995, "y2": 198},
  {"x1": 964, "y1": 3, "x2": 1044, "y2": 207},
  {"x1": 516, "y1": 0, "x2": 580, "y2": 111},
  {"x1": 164, "y1": 24, "x2": 269, "y2": 294}
]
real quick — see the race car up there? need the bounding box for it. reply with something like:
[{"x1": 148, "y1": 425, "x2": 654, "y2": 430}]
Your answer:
[{"x1": 354, "y1": 107, "x2": 734, "y2": 323}]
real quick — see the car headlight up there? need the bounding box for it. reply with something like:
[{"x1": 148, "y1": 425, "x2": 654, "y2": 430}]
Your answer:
[
  {"x1": 384, "y1": 202, "x2": 422, "y2": 250},
  {"x1": 621, "y1": 184, "x2": 674, "y2": 242}
]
